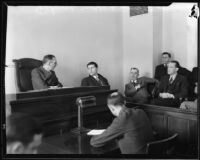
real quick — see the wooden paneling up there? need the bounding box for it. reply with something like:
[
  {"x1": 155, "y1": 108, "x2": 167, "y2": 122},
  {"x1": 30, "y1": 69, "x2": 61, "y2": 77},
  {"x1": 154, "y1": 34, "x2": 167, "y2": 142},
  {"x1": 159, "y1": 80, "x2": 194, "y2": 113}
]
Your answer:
[
  {"x1": 128, "y1": 103, "x2": 198, "y2": 155},
  {"x1": 167, "y1": 116, "x2": 189, "y2": 144}
]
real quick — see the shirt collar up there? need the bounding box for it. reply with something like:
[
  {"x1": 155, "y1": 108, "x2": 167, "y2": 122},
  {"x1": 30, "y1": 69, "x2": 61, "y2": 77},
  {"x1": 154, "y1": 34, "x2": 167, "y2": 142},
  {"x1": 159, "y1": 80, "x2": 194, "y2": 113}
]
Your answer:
[
  {"x1": 131, "y1": 79, "x2": 137, "y2": 83},
  {"x1": 93, "y1": 75, "x2": 99, "y2": 79}
]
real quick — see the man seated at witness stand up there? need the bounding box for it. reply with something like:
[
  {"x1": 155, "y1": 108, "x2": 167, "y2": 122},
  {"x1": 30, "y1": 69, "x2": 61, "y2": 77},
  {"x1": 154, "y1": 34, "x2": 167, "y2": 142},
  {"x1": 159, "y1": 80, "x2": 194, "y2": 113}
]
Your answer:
[
  {"x1": 6, "y1": 113, "x2": 43, "y2": 154},
  {"x1": 125, "y1": 67, "x2": 159, "y2": 104},
  {"x1": 154, "y1": 52, "x2": 171, "y2": 81},
  {"x1": 90, "y1": 92, "x2": 154, "y2": 154},
  {"x1": 31, "y1": 54, "x2": 63, "y2": 90},
  {"x1": 180, "y1": 82, "x2": 197, "y2": 112},
  {"x1": 151, "y1": 61, "x2": 188, "y2": 107},
  {"x1": 81, "y1": 61, "x2": 109, "y2": 87}
]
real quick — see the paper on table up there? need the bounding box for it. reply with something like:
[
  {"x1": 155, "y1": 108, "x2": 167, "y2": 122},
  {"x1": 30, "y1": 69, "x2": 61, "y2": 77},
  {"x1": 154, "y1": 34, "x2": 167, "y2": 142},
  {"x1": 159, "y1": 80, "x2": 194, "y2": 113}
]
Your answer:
[{"x1": 87, "y1": 129, "x2": 105, "y2": 136}]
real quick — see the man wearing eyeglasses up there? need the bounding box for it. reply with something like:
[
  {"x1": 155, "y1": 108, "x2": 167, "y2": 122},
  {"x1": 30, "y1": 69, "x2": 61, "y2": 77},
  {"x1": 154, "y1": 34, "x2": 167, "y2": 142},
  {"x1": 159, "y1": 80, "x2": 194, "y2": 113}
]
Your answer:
[{"x1": 31, "y1": 54, "x2": 63, "y2": 90}]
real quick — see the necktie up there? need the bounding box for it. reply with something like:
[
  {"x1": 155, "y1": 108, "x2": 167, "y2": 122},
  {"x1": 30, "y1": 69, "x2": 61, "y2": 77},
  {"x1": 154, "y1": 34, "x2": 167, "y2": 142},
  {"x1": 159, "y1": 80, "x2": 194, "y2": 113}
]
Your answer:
[
  {"x1": 169, "y1": 77, "x2": 173, "y2": 84},
  {"x1": 95, "y1": 76, "x2": 103, "y2": 86}
]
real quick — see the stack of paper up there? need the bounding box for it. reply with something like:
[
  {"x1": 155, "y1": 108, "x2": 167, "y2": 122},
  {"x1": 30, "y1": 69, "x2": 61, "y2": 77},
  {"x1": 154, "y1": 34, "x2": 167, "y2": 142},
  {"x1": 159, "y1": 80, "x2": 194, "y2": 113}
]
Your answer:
[{"x1": 87, "y1": 129, "x2": 105, "y2": 136}]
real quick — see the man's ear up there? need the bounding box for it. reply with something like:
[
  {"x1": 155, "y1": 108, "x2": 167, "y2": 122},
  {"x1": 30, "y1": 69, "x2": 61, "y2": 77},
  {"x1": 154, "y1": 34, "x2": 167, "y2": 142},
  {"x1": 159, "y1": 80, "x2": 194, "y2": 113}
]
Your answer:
[
  {"x1": 176, "y1": 68, "x2": 179, "y2": 72},
  {"x1": 10, "y1": 142, "x2": 25, "y2": 154}
]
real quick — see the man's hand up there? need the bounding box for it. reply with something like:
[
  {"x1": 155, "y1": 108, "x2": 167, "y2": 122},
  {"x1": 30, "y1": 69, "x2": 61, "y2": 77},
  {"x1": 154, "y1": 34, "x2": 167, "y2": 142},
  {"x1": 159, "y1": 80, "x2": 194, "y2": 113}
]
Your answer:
[
  {"x1": 135, "y1": 84, "x2": 141, "y2": 90},
  {"x1": 49, "y1": 85, "x2": 61, "y2": 89}
]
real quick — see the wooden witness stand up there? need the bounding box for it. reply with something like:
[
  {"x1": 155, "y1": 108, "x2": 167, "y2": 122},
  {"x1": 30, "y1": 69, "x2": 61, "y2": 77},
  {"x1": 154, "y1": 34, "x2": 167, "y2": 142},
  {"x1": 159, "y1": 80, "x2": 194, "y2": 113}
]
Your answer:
[{"x1": 9, "y1": 86, "x2": 116, "y2": 136}]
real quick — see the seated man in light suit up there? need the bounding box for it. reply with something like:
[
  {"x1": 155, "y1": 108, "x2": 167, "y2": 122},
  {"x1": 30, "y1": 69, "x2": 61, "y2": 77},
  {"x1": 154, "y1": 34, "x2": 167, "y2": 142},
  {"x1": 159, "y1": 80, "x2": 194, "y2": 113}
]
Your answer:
[
  {"x1": 90, "y1": 92, "x2": 154, "y2": 154},
  {"x1": 125, "y1": 67, "x2": 159, "y2": 104},
  {"x1": 31, "y1": 54, "x2": 63, "y2": 90},
  {"x1": 81, "y1": 61, "x2": 109, "y2": 87},
  {"x1": 6, "y1": 113, "x2": 43, "y2": 154},
  {"x1": 151, "y1": 61, "x2": 188, "y2": 107}
]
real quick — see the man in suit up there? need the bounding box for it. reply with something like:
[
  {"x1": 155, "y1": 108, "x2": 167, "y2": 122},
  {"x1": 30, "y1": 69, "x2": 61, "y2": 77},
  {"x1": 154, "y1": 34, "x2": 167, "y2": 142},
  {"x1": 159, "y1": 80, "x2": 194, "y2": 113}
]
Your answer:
[
  {"x1": 125, "y1": 67, "x2": 159, "y2": 104},
  {"x1": 189, "y1": 67, "x2": 198, "y2": 99},
  {"x1": 155, "y1": 52, "x2": 191, "y2": 82},
  {"x1": 31, "y1": 54, "x2": 63, "y2": 90},
  {"x1": 154, "y1": 52, "x2": 171, "y2": 81},
  {"x1": 81, "y1": 61, "x2": 109, "y2": 87},
  {"x1": 90, "y1": 92, "x2": 154, "y2": 154},
  {"x1": 152, "y1": 61, "x2": 188, "y2": 107},
  {"x1": 191, "y1": 67, "x2": 198, "y2": 83},
  {"x1": 6, "y1": 113, "x2": 43, "y2": 154}
]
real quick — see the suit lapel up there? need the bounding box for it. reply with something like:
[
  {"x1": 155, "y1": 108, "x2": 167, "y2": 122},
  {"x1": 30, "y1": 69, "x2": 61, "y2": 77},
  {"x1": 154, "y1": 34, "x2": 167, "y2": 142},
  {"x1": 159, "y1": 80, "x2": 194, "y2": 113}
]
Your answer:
[
  {"x1": 171, "y1": 74, "x2": 179, "y2": 85},
  {"x1": 89, "y1": 75, "x2": 100, "y2": 86}
]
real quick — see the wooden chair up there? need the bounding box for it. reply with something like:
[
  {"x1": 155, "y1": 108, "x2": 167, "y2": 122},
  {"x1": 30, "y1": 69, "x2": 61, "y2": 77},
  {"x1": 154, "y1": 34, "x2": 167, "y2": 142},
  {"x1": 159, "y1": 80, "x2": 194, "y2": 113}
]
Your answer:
[
  {"x1": 13, "y1": 58, "x2": 42, "y2": 92},
  {"x1": 146, "y1": 133, "x2": 178, "y2": 155}
]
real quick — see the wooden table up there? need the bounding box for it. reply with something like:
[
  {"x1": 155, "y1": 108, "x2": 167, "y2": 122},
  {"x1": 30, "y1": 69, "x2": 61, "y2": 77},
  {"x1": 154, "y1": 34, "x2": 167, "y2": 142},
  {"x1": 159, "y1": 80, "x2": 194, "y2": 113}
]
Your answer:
[{"x1": 38, "y1": 132, "x2": 119, "y2": 154}]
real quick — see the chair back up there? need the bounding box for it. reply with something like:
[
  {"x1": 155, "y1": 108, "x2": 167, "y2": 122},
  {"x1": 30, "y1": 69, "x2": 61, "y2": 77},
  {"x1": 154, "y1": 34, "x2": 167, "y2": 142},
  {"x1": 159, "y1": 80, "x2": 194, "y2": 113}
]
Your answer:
[
  {"x1": 147, "y1": 82, "x2": 158, "y2": 98},
  {"x1": 146, "y1": 133, "x2": 178, "y2": 155},
  {"x1": 13, "y1": 58, "x2": 42, "y2": 92}
]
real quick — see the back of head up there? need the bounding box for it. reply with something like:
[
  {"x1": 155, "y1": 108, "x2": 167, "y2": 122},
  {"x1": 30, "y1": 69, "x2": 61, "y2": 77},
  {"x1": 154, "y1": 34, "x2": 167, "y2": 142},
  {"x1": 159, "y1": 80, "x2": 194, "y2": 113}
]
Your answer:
[
  {"x1": 42, "y1": 54, "x2": 55, "y2": 65},
  {"x1": 107, "y1": 92, "x2": 125, "y2": 107},
  {"x1": 6, "y1": 113, "x2": 42, "y2": 148}
]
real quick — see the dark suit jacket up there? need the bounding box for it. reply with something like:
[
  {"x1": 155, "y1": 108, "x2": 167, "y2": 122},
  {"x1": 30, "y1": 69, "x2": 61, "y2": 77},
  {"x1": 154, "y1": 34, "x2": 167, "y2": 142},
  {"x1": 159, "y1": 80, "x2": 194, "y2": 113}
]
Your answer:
[
  {"x1": 31, "y1": 66, "x2": 63, "y2": 90},
  {"x1": 90, "y1": 107, "x2": 154, "y2": 154},
  {"x1": 81, "y1": 74, "x2": 109, "y2": 87},
  {"x1": 158, "y1": 74, "x2": 188, "y2": 98},
  {"x1": 191, "y1": 67, "x2": 198, "y2": 83},
  {"x1": 154, "y1": 64, "x2": 168, "y2": 81},
  {"x1": 178, "y1": 67, "x2": 191, "y2": 82}
]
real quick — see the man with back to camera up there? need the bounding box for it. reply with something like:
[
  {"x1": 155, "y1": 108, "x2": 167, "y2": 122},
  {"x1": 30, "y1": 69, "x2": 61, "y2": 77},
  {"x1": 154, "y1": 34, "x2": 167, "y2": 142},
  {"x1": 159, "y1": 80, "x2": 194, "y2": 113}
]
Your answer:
[
  {"x1": 125, "y1": 67, "x2": 159, "y2": 104},
  {"x1": 154, "y1": 52, "x2": 171, "y2": 81},
  {"x1": 152, "y1": 60, "x2": 188, "y2": 107},
  {"x1": 81, "y1": 61, "x2": 109, "y2": 87},
  {"x1": 6, "y1": 113, "x2": 43, "y2": 154},
  {"x1": 31, "y1": 54, "x2": 63, "y2": 90},
  {"x1": 90, "y1": 92, "x2": 154, "y2": 154}
]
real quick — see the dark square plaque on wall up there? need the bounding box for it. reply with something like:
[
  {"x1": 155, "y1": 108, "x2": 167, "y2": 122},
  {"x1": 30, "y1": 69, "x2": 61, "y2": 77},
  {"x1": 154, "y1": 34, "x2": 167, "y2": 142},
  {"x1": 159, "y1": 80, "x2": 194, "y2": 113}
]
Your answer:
[{"x1": 130, "y1": 6, "x2": 148, "y2": 17}]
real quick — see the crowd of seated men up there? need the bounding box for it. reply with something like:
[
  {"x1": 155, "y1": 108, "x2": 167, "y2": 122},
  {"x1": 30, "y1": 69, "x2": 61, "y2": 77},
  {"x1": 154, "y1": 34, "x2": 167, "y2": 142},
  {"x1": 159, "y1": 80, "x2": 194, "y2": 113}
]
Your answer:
[
  {"x1": 31, "y1": 53, "x2": 198, "y2": 111},
  {"x1": 153, "y1": 52, "x2": 198, "y2": 110},
  {"x1": 125, "y1": 52, "x2": 198, "y2": 110}
]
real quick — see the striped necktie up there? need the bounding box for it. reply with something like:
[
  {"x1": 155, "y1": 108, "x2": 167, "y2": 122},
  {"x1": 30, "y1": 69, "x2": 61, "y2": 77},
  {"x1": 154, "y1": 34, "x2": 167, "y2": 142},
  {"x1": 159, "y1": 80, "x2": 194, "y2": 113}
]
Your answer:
[
  {"x1": 94, "y1": 76, "x2": 103, "y2": 86},
  {"x1": 169, "y1": 77, "x2": 173, "y2": 84}
]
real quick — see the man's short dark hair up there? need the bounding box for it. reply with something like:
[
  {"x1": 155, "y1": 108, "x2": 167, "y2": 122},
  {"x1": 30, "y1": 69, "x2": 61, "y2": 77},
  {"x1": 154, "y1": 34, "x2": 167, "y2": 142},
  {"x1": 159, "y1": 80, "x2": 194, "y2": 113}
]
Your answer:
[
  {"x1": 87, "y1": 61, "x2": 98, "y2": 68},
  {"x1": 162, "y1": 52, "x2": 171, "y2": 58},
  {"x1": 107, "y1": 92, "x2": 125, "y2": 106},
  {"x1": 130, "y1": 67, "x2": 139, "y2": 73},
  {"x1": 42, "y1": 54, "x2": 55, "y2": 65},
  {"x1": 6, "y1": 113, "x2": 42, "y2": 146},
  {"x1": 169, "y1": 60, "x2": 180, "y2": 69}
]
